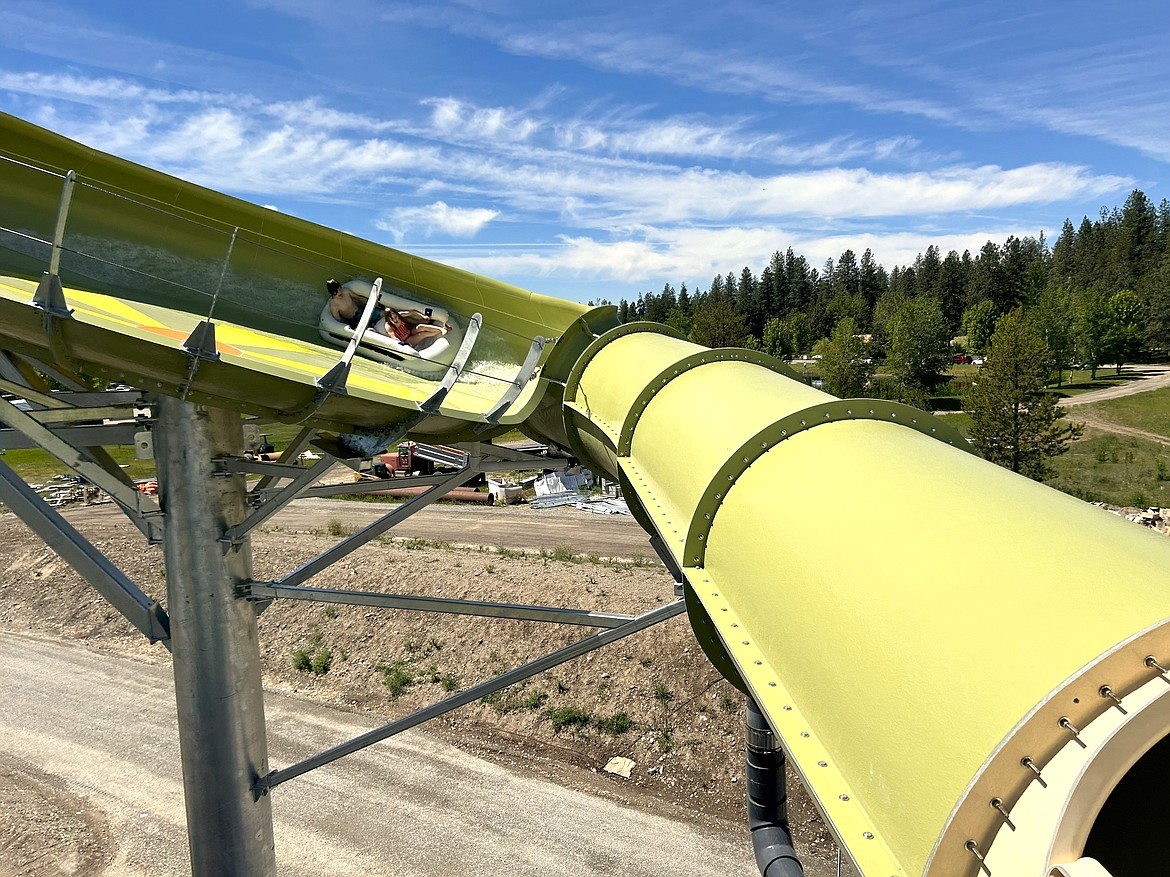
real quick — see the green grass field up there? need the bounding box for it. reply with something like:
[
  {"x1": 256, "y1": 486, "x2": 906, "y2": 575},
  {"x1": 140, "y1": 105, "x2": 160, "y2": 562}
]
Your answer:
[
  {"x1": 1046, "y1": 367, "x2": 1150, "y2": 399},
  {"x1": 1046, "y1": 387, "x2": 1170, "y2": 507},
  {"x1": 1046, "y1": 431, "x2": 1170, "y2": 508},
  {"x1": 0, "y1": 444, "x2": 156, "y2": 485},
  {"x1": 1084, "y1": 387, "x2": 1170, "y2": 437}
]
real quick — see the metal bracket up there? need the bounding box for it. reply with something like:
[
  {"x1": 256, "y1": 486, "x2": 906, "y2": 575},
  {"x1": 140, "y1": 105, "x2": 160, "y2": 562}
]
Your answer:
[
  {"x1": 30, "y1": 170, "x2": 76, "y2": 322},
  {"x1": 475, "y1": 334, "x2": 545, "y2": 431},
  {"x1": 219, "y1": 453, "x2": 339, "y2": 546},
  {"x1": 415, "y1": 312, "x2": 482, "y2": 414},
  {"x1": 32, "y1": 272, "x2": 73, "y2": 320},
  {"x1": 649, "y1": 532, "x2": 686, "y2": 592},
  {"x1": 182, "y1": 320, "x2": 221, "y2": 362},
  {"x1": 0, "y1": 393, "x2": 163, "y2": 539}
]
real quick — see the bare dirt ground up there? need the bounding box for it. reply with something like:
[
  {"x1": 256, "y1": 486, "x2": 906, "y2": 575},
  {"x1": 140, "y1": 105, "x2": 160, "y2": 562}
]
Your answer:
[{"x1": 0, "y1": 498, "x2": 848, "y2": 876}]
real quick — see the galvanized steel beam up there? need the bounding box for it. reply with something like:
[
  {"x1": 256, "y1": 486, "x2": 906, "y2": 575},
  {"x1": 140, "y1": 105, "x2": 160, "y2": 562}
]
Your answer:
[
  {"x1": 154, "y1": 398, "x2": 275, "y2": 877},
  {"x1": 247, "y1": 581, "x2": 635, "y2": 628},
  {"x1": 0, "y1": 457, "x2": 170, "y2": 646}
]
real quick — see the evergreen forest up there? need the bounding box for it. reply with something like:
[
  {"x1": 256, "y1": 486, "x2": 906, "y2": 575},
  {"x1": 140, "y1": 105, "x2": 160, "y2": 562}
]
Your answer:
[{"x1": 610, "y1": 189, "x2": 1170, "y2": 406}]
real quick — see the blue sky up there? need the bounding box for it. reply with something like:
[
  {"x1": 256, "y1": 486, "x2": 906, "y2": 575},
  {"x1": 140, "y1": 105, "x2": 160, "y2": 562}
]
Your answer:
[{"x1": 1, "y1": 1, "x2": 1167, "y2": 304}]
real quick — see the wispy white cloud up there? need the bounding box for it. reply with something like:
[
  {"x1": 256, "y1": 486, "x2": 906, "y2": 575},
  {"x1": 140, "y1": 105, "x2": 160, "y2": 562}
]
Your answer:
[
  {"x1": 376, "y1": 201, "x2": 499, "y2": 241},
  {"x1": 425, "y1": 97, "x2": 541, "y2": 143},
  {"x1": 402, "y1": 6, "x2": 968, "y2": 126},
  {"x1": 0, "y1": 57, "x2": 1143, "y2": 303},
  {"x1": 0, "y1": 70, "x2": 232, "y2": 109},
  {"x1": 395, "y1": 2, "x2": 1170, "y2": 165},
  {"x1": 6, "y1": 73, "x2": 1128, "y2": 227}
]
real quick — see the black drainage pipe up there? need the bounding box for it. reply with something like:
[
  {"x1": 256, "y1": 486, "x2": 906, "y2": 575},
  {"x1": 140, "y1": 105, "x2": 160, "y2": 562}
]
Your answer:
[{"x1": 746, "y1": 696, "x2": 804, "y2": 877}]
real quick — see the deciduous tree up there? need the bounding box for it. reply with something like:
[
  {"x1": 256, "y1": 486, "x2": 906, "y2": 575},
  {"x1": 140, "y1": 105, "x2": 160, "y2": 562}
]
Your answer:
[
  {"x1": 961, "y1": 299, "x2": 998, "y2": 355},
  {"x1": 887, "y1": 296, "x2": 951, "y2": 409},
  {"x1": 817, "y1": 317, "x2": 873, "y2": 398},
  {"x1": 1105, "y1": 289, "x2": 1146, "y2": 374},
  {"x1": 1075, "y1": 287, "x2": 1111, "y2": 379}
]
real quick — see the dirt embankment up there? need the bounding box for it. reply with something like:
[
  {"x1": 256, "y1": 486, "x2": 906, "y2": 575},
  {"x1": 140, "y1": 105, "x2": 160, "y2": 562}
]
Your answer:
[{"x1": 0, "y1": 501, "x2": 845, "y2": 875}]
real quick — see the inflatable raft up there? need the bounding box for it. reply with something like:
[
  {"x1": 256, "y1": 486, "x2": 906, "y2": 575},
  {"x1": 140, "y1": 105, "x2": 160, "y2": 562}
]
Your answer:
[{"x1": 319, "y1": 279, "x2": 463, "y2": 379}]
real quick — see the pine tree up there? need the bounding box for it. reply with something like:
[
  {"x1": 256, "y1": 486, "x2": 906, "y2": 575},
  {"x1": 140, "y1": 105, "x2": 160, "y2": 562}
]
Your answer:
[
  {"x1": 1051, "y1": 219, "x2": 1076, "y2": 279},
  {"x1": 968, "y1": 309, "x2": 1081, "y2": 480},
  {"x1": 1139, "y1": 251, "x2": 1170, "y2": 351},
  {"x1": 688, "y1": 293, "x2": 749, "y2": 349},
  {"x1": 937, "y1": 250, "x2": 968, "y2": 334},
  {"x1": 835, "y1": 249, "x2": 861, "y2": 296},
  {"x1": 859, "y1": 248, "x2": 886, "y2": 311},
  {"x1": 1033, "y1": 282, "x2": 1075, "y2": 385},
  {"x1": 784, "y1": 248, "x2": 813, "y2": 313},
  {"x1": 969, "y1": 241, "x2": 1006, "y2": 312},
  {"x1": 914, "y1": 245, "x2": 941, "y2": 298},
  {"x1": 1116, "y1": 190, "x2": 1159, "y2": 287}
]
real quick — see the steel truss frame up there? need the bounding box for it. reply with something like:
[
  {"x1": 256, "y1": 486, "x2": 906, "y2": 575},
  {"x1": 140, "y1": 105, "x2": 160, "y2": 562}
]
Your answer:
[{"x1": 0, "y1": 360, "x2": 682, "y2": 875}]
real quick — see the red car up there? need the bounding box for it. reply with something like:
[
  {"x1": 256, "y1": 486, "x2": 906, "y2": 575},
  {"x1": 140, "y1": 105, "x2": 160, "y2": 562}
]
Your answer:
[{"x1": 952, "y1": 354, "x2": 973, "y2": 364}]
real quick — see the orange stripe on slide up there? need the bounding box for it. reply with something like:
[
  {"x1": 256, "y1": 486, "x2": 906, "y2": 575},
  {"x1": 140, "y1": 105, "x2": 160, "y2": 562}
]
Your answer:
[{"x1": 138, "y1": 325, "x2": 242, "y2": 357}]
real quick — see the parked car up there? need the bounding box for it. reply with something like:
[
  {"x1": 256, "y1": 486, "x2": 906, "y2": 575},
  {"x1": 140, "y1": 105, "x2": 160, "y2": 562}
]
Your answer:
[{"x1": 952, "y1": 354, "x2": 973, "y2": 364}]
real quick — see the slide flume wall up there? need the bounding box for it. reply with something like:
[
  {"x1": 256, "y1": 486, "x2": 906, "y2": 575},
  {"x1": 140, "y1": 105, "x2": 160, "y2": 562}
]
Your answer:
[
  {"x1": 3, "y1": 112, "x2": 1170, "y2": 876},
  {"x1": 561, "y1": 322, "x2": 1170, "y2": 877},
  {"x1": 0, "y1": 111, "x2": 616, "y2": 441}
]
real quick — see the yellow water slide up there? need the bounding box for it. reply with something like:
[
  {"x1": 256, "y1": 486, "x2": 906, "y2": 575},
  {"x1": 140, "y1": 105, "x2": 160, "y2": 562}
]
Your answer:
[
  {"x1": 0, "y1": 111, "x2": 616, "y2": 443},
  {"x1": 3, "y1": 111, "x2": 1169, "y2": 877}
]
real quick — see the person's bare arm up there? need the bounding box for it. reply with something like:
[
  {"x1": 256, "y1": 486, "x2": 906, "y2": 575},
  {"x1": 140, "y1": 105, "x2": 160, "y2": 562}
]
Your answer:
[{"x1": 398, "y1": 309, "x2": 450, "y2": 329}]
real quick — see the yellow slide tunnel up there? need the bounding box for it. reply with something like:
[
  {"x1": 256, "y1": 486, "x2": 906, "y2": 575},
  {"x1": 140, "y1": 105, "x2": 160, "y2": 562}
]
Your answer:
[{"x1": 562, "y1": 323, "x2": 1170, "y2": 877}]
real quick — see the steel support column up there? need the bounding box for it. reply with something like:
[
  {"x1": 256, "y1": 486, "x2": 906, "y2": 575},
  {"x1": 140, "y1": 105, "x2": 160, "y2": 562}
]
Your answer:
[{"x1": 154, "y1": 398, "x2": 275, "y2": 877}]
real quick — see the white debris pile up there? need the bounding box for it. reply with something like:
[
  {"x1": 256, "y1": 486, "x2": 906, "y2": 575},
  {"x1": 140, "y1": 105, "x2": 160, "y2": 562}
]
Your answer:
[
  {"x1": 532, "y1": 469, "x2": 594, "y2": 496},
  {"x1": 1093, "y1": 503, "x2": 1170, "y2": 537}
]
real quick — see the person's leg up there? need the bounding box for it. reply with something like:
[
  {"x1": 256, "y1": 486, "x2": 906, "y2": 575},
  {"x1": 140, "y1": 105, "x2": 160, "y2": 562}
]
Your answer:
[{"x1": 409, "y1": 325, "x2": 445, "y2": 344}]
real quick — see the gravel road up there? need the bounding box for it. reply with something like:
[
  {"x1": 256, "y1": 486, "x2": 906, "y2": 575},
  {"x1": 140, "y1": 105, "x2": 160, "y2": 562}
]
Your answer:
[
  {"x1": 1055, "y1": 364, "x2": 1170, "y2": 444},
  {"x1": 269, "y1": 497, "x2": 662, "y2": 561},
  {"x1": 64, "y1": 496, "x2": 661, "y2": 562},
  {"x1": 1058, "y1": 363, "x2": 1170, "y2": 407},
  {"x1": 1, "y1": 630, "x2": 759, "y2": 877}
]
